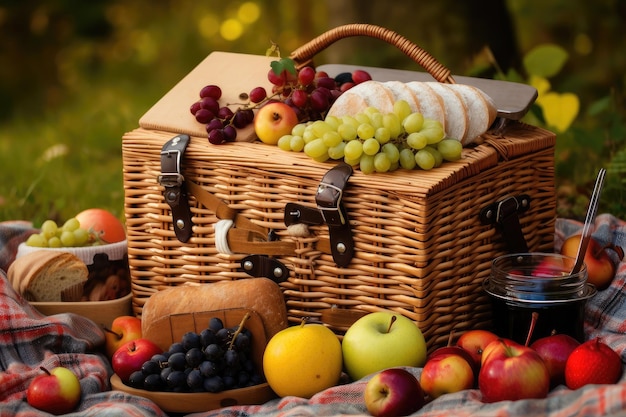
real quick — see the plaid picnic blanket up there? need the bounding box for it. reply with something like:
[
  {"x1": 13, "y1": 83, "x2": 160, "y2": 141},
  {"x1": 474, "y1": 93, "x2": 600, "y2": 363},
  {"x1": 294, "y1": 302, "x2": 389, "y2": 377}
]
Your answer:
[
  {"x1": 0, "y1": 222, "x2": 167, "y2": 416},
  {"x1": 1, "y1": 215, "x2": 625, "y2": 416}
]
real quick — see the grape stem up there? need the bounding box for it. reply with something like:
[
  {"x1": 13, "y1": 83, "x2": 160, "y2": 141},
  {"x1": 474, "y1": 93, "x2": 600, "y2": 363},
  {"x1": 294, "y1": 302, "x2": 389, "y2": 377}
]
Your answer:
[{"x1": 228, "y1": 312, "x2": 251, "y2": 350}]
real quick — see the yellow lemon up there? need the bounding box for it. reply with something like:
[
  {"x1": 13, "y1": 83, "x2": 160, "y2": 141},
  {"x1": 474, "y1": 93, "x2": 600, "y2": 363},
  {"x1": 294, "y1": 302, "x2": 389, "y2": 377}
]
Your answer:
[{"x1": 262, "y1": 321, "x2": 342, "y2": 398}]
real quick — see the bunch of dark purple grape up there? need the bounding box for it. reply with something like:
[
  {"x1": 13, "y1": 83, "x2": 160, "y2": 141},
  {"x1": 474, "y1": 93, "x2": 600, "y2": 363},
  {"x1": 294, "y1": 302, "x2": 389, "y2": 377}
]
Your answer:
[
  {"x1": 189, "y1": 57, "x2": 372, "y2": 145},
  {"x1": 127, "y1": 315, "x2": 264, "y2": 393}
]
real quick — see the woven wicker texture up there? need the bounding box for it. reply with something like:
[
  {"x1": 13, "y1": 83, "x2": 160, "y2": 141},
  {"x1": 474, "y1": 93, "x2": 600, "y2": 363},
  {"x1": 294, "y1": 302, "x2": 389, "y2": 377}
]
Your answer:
[{"x1": 122, "y1": 121, "x2": 556, "y2": 351}]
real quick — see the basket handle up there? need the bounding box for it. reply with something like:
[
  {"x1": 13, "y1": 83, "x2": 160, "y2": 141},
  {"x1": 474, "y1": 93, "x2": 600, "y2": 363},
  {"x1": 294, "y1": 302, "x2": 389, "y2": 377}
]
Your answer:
[{"x1": 289, "y1": 24, "x2": 455, "y2": 84}]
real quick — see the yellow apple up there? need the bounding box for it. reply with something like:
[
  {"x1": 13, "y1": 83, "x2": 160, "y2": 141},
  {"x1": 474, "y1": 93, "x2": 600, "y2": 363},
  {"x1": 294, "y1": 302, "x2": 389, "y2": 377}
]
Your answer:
[
  {"x1": 262, "y1": 320, "x2": 342, "y2": 398},
  {"x1": 253, "y1": 102, "x2": 299, "y2": 145}
]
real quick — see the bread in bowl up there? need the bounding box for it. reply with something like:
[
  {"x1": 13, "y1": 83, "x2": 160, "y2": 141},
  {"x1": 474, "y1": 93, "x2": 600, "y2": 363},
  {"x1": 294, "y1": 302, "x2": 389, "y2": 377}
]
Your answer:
[{"x1": 8, "y1": 250, "x2": 88, "y2": 302}]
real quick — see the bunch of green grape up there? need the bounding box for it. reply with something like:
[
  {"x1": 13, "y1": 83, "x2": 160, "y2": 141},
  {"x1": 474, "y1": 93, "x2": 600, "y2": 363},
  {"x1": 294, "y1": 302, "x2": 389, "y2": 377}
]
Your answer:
[
  {"x1": 25, "y1": 218, "x2": 92, "y2": 248},
  {"x1": 277, "y1": 100, "x2": 463, "y2": 174}
]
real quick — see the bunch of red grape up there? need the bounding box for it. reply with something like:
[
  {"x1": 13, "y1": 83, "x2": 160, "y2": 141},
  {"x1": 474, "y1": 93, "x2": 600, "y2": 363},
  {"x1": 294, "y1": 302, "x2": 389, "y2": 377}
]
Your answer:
[{"x1": 189, "y1": 57, "x2": 372, "y2": 145}]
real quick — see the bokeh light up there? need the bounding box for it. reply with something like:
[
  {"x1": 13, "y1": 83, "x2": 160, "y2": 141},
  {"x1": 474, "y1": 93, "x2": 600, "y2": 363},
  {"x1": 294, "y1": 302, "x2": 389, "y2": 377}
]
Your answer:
[{"x1": 220, "y1": 18, "x2": 244, "y2": 41}]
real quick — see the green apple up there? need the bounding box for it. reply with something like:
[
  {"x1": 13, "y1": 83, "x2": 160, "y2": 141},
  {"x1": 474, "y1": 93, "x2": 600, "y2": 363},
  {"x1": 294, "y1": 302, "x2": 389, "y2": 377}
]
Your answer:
[
  {"x1": 26, "y1": 366, "x2": 81, "y2": 415},
  {"x1": 342, "y1": 311, "x2": 427, "y2": 381}
]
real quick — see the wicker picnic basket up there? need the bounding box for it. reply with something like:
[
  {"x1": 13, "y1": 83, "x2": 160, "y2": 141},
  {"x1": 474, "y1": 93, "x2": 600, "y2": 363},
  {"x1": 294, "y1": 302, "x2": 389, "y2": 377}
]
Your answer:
[{"x1": 122, "y1": 24, "x2": 556, "y2": 351}]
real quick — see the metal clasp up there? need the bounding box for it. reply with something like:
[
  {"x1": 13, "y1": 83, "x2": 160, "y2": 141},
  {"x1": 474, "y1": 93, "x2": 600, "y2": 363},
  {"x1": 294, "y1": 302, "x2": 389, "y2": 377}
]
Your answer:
[
  {"x1": 316, "y1": 182, "x2": 346, "y2": 226},
  {"x1": 157, "y1": 172, "x2": 184, "y2": 188}
]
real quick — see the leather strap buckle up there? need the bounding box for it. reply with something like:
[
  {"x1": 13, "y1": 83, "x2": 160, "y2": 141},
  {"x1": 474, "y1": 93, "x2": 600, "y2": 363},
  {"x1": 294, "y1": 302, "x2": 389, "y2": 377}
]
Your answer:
[
  {"x1": 285, "y1": 163, "x2": 355, "y2": 267},
  {"x1": 158, "y1": 134, "x2": 193, "y2": 243},
  {"x1": 480, "y1": 194, "x2": 531, "y2": 253},
  {"x1": 317, "y1": 182, "x2": 346, "y2": 226}
]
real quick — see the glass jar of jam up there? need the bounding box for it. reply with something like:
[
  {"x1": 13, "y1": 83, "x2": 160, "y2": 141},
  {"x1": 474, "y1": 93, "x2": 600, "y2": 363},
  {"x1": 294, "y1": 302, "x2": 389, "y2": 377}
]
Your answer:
[{"x1": 483, "y1": 253, "x2": 597, "y2": 345}]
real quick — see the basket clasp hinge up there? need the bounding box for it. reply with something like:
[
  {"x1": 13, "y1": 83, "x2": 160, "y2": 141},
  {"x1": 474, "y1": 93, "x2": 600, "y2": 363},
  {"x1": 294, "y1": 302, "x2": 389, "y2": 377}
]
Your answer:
[
  {"x1": 480, "y1": 194, "x2": 531, "y2": 253},
  {"x1": 240, "y1": 254, "x2": 289, "y2": 283},
  {"x1": 284, "y1": 162, "x2": 355, "y2": 267},
  {"x1": 158, "y1": 134, "x2": 193, "y2": 243}
]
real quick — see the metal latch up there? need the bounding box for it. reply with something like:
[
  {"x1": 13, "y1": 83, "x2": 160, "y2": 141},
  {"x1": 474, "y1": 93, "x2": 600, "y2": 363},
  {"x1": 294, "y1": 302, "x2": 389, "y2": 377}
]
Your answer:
[{"x1": 480, "y1": 194, "x2": 531, "y2": 253}]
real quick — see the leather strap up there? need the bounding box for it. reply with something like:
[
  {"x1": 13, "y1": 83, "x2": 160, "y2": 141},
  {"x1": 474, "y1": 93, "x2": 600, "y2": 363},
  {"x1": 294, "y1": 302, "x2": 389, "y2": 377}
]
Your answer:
[
  {"x1": 480, "y1": 195, "x2": 531, "y2": 253},
  {"x1": 284, "y1": 163, "x2": 355, "y2": 267},
  {"x1": 185, "y1": 180, "x2": 296, "y2": 256},
  {"x1": 158, "y1": 134, "x2": 193, "y2": 243},
  {"x1": 316, "y1": 163, "x2": 354, "y2": 267}
]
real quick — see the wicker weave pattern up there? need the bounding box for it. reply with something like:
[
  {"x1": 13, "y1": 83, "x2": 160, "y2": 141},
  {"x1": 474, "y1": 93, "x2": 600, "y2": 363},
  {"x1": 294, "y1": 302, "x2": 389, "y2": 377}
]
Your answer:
[{"x1": 122, "y1": 122, "x2": 556, "y2": 350}]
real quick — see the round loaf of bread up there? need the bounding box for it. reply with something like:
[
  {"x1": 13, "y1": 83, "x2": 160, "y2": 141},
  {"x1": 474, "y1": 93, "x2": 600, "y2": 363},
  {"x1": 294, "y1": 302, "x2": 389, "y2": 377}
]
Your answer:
[
  {"x1": 8, "y1": 250, "x2": 88, "y2": 302},
  {"x1": 141, "y1": 278, "x2": 289, "y2": 341}
]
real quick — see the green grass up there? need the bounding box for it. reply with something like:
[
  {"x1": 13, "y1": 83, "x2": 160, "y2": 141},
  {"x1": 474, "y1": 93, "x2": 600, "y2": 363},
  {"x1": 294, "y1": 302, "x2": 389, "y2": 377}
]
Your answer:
[{"x1": 0, "y1": 79, "x2": 152, "y2": 225}]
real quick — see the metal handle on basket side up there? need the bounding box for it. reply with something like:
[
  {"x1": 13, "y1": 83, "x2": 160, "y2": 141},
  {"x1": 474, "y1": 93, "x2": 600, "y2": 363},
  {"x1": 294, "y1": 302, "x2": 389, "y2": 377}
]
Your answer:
[{"x1": 289, "y1": 23, "x2": 455, "y2": 84}]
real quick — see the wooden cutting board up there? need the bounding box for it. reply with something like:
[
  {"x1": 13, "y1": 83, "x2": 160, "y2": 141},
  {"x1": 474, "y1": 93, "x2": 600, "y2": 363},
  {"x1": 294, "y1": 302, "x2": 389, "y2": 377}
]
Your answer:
[
  {"x1": 139, "y1": 52, "x2": 275, "y2": 141},
  {"x1": 138, "y1": 51, "x2": 537, "y2": 143}
]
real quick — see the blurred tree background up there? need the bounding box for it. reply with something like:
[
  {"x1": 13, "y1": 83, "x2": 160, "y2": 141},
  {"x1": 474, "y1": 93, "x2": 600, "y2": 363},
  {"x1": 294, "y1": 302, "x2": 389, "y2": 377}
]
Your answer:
[{"x1": 0, "y1": 0, "x2": 624, "y2": 225}]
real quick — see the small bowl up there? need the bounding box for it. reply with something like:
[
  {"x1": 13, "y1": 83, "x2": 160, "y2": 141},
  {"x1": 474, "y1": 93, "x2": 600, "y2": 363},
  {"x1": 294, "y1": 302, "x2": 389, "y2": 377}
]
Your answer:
[
  {"x1": 110, "y1": 374, "x2": 274, "y2": 413},
  {"x1": 31, "y1": 292, "x2": 132, "y2": 328},
  {"x1": 16, "y1": 240, "x2": 132, "y2": 327}
]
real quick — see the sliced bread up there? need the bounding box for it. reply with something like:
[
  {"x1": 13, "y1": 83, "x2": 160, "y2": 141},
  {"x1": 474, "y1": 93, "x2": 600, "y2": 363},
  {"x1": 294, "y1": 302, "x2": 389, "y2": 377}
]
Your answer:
[
  {"x1": 8, "y1": 250, "x2": 88, "y2": 302},
  {"x1": 327, "y1": 80, "x2": 395, "y2": 117},
  {"x1": 426, "y1": 82, "x2": 469, "y2": 143},
  {"x1": 447, "y1": 84, "x2": 498, "y2": 145}
]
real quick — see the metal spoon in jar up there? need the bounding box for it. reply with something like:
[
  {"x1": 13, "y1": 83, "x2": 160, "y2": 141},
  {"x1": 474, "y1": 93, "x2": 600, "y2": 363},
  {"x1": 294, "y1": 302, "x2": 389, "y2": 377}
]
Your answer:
[{"x1": 570, "y1": 168, "x2": 606, "y2": 275}]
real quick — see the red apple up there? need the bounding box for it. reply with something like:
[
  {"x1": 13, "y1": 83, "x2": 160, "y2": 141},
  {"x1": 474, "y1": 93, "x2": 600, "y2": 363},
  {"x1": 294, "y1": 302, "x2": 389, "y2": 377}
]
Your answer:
[
  {"x1": 364, "y1": 368, "x2": 425, "y2": 417},
  {"x1": 530, "y1": 332, "x2": 580, "y2": 387},
  {"x1": 104, "y1": 315, "x2": 142, "y2": 359},
  {"x1": 456, "y1": 329, "x2": 499, "y2": 371},
  {"x1": 27, "y1": 367, "x2": 81, "y2": 415},
  {"x1": 112, "y1": 338, "x2": 163, "y2": 383},
  {"x1": 565, "y1": 337, "x2": 623, "y2": 390},
  {"x1": 478, "y1": 338, "x2": 550, "y2": 402},
  {"x1": 420, "y1": 347, "x2": 475, "y2": 399},
  {"x1": 253, "y1": 102, "x2": 299, "y2": 145},
  {"x1": 561, "y1": 234, "x2": 624, "y2": 290}
]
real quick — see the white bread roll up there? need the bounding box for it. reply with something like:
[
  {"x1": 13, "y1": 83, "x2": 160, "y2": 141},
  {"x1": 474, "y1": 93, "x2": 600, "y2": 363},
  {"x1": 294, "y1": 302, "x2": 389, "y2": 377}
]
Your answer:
[
  {"x1": 8, "y1": 250, "x2": 88, "y2": 302},
  {"x1": 141, "y1": 278, "x2": 288, "y2": 342},
  {"x1": 326, "y1": 80, "x2": 497, "y2": 145}
]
